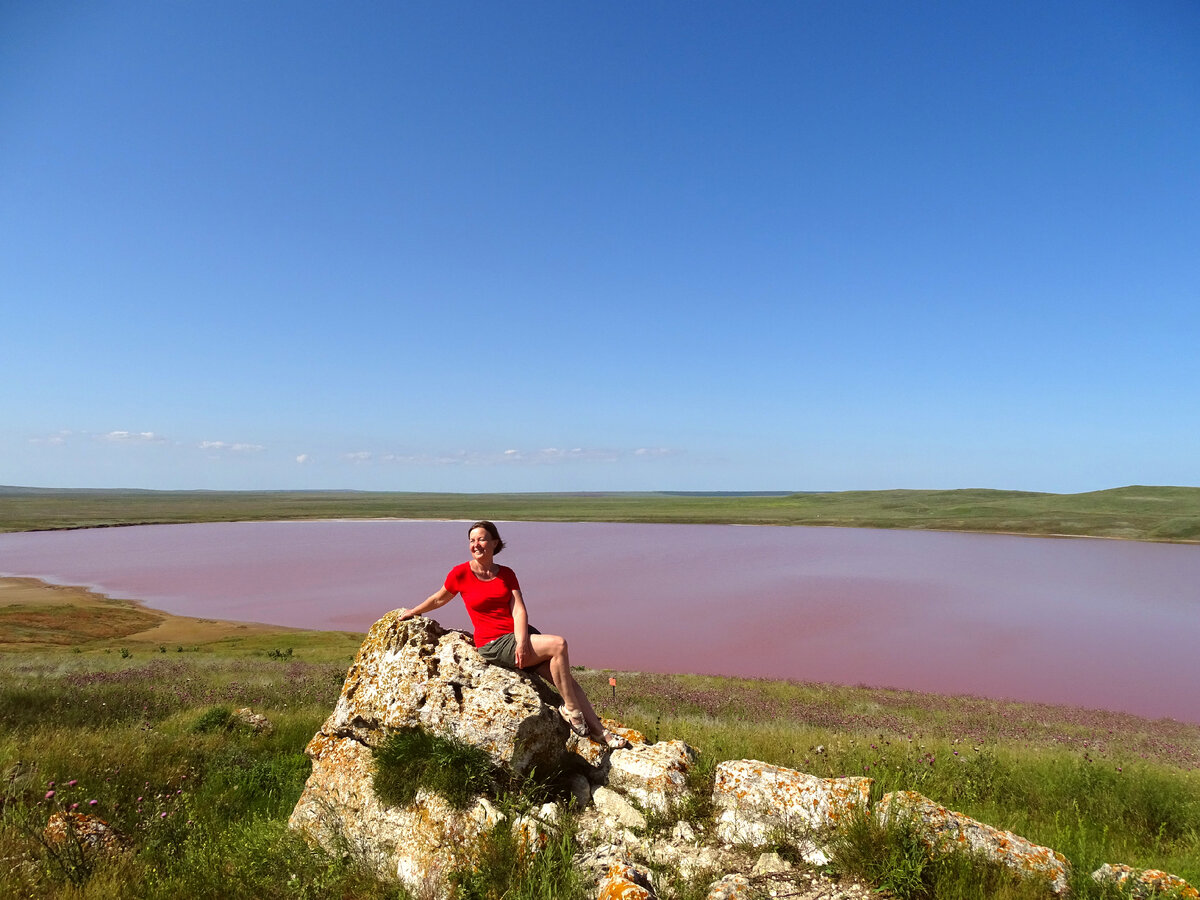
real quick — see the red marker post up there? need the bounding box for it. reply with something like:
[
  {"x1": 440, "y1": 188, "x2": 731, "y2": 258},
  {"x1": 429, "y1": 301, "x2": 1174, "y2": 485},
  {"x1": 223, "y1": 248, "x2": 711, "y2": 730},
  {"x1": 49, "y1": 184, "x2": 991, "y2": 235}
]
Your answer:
[{"x1": 609, "y1": 676, "x2": 617, "y2": 701}]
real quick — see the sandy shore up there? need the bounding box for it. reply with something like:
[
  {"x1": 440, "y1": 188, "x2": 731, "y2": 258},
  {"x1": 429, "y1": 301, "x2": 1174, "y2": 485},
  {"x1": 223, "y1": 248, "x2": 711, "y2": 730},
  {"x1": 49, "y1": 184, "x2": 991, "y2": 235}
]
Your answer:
[{"x1": 0, "y1": 576, "x2": 297, "y2": 650}]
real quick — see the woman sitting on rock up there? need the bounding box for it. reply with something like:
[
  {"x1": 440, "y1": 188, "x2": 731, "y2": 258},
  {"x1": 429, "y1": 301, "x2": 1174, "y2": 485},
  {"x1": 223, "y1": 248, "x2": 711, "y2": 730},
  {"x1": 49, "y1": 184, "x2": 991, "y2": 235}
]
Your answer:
[{"x1": 398, "y1": 520, "x2": 628, "y2": 749}]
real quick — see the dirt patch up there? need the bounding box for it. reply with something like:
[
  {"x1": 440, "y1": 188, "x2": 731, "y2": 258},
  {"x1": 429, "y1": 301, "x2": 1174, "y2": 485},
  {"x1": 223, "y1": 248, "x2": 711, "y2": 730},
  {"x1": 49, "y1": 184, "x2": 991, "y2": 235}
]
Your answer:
[{"x1": 0, "y1": 577, "x2": 290, "y2": 649}]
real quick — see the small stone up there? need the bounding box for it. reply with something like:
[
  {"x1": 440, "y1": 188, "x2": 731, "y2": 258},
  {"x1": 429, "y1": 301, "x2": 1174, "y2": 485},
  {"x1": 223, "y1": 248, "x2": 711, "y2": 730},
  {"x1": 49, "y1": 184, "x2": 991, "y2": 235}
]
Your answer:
[
  {"x1": 752, "y1": 851, "x2": 793, "y2": 876},
  {"x1": 671, "y1": 820, "x2": 697, "y2": 843},
  {"x1": 592, "y1": 786, "x2": 647, "y2": 830},
  {"x1": 706, "y1": 873, "x2": 751, "y2": 900}
]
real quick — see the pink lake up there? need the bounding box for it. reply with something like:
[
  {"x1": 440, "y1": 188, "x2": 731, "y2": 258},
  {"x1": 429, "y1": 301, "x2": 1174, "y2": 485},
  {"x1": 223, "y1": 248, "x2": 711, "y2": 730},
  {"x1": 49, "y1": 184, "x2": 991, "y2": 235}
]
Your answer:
[{"x1": 1, "y1": 520, "x2": 1197, "y2": 723}]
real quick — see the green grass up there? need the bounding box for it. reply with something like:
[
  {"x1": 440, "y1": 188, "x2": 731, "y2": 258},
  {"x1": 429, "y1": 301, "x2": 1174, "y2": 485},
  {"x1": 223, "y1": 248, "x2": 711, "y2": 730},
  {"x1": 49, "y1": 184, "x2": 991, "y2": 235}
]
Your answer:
[
  {"x1": 1, "y1": 645, "x2": 1198, "y2": 898},
  {"x1": 3, "y1": 484, "x2": 1199, "y2": 541},
  {"x1": 372, "y1": 727, "x2": 504, "y2": 810}
]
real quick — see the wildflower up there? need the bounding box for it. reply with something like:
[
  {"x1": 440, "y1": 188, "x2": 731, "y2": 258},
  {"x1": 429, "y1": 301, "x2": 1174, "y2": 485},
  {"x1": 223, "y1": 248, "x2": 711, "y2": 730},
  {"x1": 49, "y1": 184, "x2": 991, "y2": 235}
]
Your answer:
[
  {"x1": 89, "y1": 800, "x2": 97, "y2": 807},
  {"x1": 48, "y1": 781, "x2": 55, "y2": 788},
  {"x1": 71, "y1": 803, "x2": 79, "y2": 811},
  {"x1": 160, "y1": 812, "x2": 167, "y2": 819},
  {"x1": 45, "y1": 790, "x2": 55, "y2": 800},
  {"x1": 68, "y1": 779, "x2": 77, "y2": 787},
  {"x1": 138, "y1": 796, "x2": 143, "y2": 802}
]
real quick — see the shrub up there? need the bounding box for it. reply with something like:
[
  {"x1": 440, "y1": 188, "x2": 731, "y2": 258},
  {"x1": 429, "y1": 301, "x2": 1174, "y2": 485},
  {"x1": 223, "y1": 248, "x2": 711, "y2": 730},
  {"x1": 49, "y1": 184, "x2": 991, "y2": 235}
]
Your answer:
[
  {"x1": 372, "y1": 728, "x2": 502, "y2": 810},
  {"x1": 191, "y1": 706, "x2": 234, "y2": 734}
]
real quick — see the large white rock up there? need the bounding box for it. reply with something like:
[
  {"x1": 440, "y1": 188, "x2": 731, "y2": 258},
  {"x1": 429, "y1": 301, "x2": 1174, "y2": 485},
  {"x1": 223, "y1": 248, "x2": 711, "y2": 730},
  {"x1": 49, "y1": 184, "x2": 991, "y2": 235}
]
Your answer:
[
  {"x1": 877, "y1": 790, "x2": 1071, "y2": 895},
  {"x1": 606, "y1": 740, "x2": 696, "y2": 812},
  {"x1": 319, "y1": 613, "x2": 567, "y2": 775},
  {"x1": 289, "y1": 614, "x2": 571, "y2": 897},
  {"x1": 712, "y1": 759, "x2": 872, "y2": 859},
  {"x1": 287, "y1": 733, "x2": 502, "y2": 899}
]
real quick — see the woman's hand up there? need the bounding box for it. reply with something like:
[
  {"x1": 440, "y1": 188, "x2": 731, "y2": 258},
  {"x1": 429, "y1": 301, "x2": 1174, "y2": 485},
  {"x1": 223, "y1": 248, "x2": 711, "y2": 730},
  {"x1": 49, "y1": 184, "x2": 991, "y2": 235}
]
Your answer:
[{"x1": 514, "y1": 636, "x2": 534, "y2": 669}]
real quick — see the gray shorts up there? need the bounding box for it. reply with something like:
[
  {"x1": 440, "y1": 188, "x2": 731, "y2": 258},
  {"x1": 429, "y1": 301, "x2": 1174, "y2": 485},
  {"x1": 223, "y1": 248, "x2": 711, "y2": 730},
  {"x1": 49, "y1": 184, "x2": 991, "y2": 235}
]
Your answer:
[{"x1": 477, "y1": 627, "x2": 541, "y2": 670}]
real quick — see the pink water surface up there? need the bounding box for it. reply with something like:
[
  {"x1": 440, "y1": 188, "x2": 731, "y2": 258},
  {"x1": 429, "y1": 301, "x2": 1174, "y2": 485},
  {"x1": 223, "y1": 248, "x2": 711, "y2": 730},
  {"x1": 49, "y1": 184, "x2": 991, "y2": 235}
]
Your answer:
[{"x1": 2, "y1": 520, "x2": 1197, "y2": 723}]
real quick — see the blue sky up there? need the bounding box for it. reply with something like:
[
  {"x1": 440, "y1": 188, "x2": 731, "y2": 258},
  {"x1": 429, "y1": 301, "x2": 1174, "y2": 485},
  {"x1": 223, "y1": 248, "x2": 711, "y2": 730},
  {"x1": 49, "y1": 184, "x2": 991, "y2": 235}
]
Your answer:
[{"x1": 3, "y1": 2, "x2": 1198, "y2": 493}]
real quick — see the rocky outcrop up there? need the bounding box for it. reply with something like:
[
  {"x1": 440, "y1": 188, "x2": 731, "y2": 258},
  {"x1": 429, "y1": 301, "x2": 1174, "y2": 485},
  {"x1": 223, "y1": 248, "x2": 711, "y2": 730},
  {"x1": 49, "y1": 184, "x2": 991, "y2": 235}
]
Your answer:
[
  {"x1": 876, "y1": 790, "x2": 1071, "y2": 895},
  {"x1": 1092, "y1": 864, "x2": 1199, "y2": 898},
  {"x1": 289, "y1": 611, "x2": 1190, "y2": 900},
  {"x1": 288, "y1": 615, "x2": 573, "y2": 897},
  {"x1": 315, "y1": 611, "x2": 567, "y2": 775},
  {"x1": 607, "y1": 740, "x2": 695, "y2": 812},
  {"x1": 713, "y1": 759, "x2": 872, "y2": 865}
]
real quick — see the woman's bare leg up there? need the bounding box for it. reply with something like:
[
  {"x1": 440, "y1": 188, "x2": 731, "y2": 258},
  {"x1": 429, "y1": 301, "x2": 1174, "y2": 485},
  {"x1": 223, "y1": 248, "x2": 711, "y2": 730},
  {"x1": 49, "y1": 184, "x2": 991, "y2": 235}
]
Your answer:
[{"x1": 526, "y1": 633, "x2": 606, "y2": 738}]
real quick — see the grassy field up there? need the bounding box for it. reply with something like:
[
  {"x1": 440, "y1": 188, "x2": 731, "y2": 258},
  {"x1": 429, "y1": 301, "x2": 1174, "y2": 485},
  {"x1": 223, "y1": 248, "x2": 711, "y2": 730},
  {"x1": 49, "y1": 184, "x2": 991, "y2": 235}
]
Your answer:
[
  {"x1": 2, "y1": 580, "x2": 1198, "y2": 898},
  {"x1": 3, "y1": 484, "x2": 1200, "y2": 541}
]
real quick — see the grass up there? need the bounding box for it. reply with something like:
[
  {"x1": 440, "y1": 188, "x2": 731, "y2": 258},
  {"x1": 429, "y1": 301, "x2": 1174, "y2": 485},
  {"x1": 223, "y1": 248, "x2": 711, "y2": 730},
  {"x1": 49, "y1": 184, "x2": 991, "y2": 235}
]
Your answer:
[
  {"x1": 1, "y1": 594, "x2": 1198, "y2": 897},
  {"x1": 371, "y1": 728, "x2": 504, "y2": 810},
  {"x1": 2, "y1": 484, "x2": 1199, "y2": 542},
  {"x1": 576, "y1": 669, "x2": 1200, "y2": 893}
]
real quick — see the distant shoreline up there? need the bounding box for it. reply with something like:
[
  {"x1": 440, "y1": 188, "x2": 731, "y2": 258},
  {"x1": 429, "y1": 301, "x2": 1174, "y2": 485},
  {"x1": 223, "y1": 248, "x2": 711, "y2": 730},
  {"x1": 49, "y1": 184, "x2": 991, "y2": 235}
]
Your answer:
[{"x1": 2, "y1": 484, "x2": 1199, "y2": 543}]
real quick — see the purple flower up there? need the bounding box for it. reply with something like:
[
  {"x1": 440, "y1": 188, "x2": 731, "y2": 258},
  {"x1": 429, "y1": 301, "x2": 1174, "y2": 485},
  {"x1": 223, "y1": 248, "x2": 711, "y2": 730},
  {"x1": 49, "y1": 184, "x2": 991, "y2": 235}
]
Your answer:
[
  {"x1": 68, "y1": 779, "x2": 77, "y2": 787},
  {"x1": 45, "y1": 790, "x2": 55, "y2": 800},
  {"x1": 89, "y1": 800, "x2": 97, "y2": 807},
  {"x1": 70, "y1": 803, "x2": 79, "y2": 811},
  {"x1": 160, "y1": 812, "x2": 167, "y2": 818}
]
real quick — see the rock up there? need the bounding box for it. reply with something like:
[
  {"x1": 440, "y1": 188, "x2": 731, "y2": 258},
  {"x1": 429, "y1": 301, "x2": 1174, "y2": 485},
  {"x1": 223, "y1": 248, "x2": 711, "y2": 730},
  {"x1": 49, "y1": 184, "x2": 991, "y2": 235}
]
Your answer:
[
  {"x1": 1092, "y1": 863, "x2": 1199, "y2": 898},
  {"x1": 574, "y1": 843, "x2": 634, "y2": 881},
  {"x1": 752, "y1": 850, "x2": 794, "y2": 876},
  {"x1": 592, "y1": 785, "x2": 648, "y2": 829},
  {"x1": 288, "y1": 732, "x2": 499, "y2": 898},
  {"x1": 566, "y1": 772, "x2": 592, "y2": 809},
  {"x1": 598, "y1": 861, "x2": 657, "y2": 900},
  {"x1": 512, "y1": 801, "x2": 560, "y2": 853},
  {"x1": 318, "y1": 613, "x2": 567, "y2": 776},
  {"x1": 43, "y1": 812, "x2": 126, "y2": 856},
  {"x1": 877, "y1": 790, "x2": 1071, "y2": 895},
  {"x1": 565, "y1": 719, "x2": 647, "y2": 774},
  {"x1": 648, "y1": 839, "x2": 729, "y2": 880},
  {"x1": 712, "y1": 759, "x2": 871, "y2": 861},
  {"x1": 288, "y1": 615, "x2": 579, "y2": 898},
  {"x1": 233, "y1": 707, "x2": 273, "y2": 733},
  {"x1": 671, "y1": 820, "x2": 698, "y2": 843},
  {"x1": 706, "y1": 873, "x2": 751, "y2": 900},
  {"x1": 607, "y1": 740, "x2": 696, "y2": 812}
]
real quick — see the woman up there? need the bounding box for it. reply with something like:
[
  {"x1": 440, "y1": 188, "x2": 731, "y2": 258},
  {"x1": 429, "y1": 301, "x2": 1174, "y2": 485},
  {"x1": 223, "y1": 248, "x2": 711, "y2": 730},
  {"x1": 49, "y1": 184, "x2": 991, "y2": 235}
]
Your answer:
[{"x1": 397, "y1": 520, "x2": 628, "y2": 749}]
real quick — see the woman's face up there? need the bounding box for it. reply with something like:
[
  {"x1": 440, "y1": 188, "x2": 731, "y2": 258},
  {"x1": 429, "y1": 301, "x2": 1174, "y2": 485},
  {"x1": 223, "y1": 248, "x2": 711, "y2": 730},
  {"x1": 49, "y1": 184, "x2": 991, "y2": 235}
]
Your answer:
[{"x1": 469, "y1": 527, "x2": 497, "y2": 560}]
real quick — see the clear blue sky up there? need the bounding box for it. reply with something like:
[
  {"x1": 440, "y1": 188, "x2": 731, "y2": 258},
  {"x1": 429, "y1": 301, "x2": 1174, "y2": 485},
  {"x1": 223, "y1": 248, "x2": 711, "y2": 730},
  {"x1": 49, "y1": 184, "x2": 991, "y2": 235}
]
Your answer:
[{"x1": 3, "y1": 2, "x2": 1198, "y2": 493}]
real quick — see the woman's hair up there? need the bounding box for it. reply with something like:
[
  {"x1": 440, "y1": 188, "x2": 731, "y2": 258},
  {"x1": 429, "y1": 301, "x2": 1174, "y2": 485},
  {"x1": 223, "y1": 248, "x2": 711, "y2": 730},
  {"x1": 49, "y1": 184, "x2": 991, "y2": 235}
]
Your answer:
[{"x1": 469, "y1": 520, "x2": 505, "y2": 554}]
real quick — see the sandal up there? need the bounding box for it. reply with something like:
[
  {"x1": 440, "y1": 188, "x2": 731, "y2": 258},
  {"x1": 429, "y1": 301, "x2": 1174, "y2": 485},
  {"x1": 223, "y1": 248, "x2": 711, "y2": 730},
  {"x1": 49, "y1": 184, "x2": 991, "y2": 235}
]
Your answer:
[
  {"x1": 559, "y1": 705, "x2": 588, "y2": 737},
  {"x1": 599, "y1": 728, "x2": 629, "y2": 750}
]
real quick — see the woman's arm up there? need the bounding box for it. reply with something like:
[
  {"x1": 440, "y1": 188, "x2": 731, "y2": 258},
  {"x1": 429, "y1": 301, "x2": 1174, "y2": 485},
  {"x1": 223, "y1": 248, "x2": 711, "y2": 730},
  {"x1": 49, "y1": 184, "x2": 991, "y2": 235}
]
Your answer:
[
  {"x1": 398, "y1": 587, "x2": 456, "y2": 620},
  {"x1": 511, "y1": 589, "x2": 533, "y2": 668}
]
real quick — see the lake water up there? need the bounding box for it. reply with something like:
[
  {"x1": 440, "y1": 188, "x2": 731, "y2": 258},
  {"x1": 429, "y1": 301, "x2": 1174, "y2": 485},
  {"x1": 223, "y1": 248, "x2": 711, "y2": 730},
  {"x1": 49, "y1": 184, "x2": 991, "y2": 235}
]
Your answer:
[{"x1": 1, "y1": 520, "x2": 1197, "y2": 723}]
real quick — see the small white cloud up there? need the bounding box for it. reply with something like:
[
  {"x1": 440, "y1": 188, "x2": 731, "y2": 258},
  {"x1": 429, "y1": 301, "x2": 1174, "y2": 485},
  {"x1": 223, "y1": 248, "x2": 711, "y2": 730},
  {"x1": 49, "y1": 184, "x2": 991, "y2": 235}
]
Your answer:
[
  {"x1": 103, "y1": 431, "x2": 165, "y2": 444},
  {"x1": 633, "y1": 447, "x2": 679, "y2": 458},
  {"x1": 296, "y1": 454, "x2": 310, "y2": 464},
  {"x1": 199, "y1": 440, "x2": 264, "y2": 453},
  {"x1": 343, "y1": 451, "x2": 373, "y2": 462},
  {"x1": 29, "y1": 431, "x2": 71, "y2": 446}
]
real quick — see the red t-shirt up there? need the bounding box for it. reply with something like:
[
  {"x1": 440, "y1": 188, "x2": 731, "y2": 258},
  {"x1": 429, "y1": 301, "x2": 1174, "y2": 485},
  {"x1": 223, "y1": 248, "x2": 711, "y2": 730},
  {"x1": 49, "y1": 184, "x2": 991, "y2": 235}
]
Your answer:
[{"x1": 444, "y1": 562, "x2": 521, "y2": 648}]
